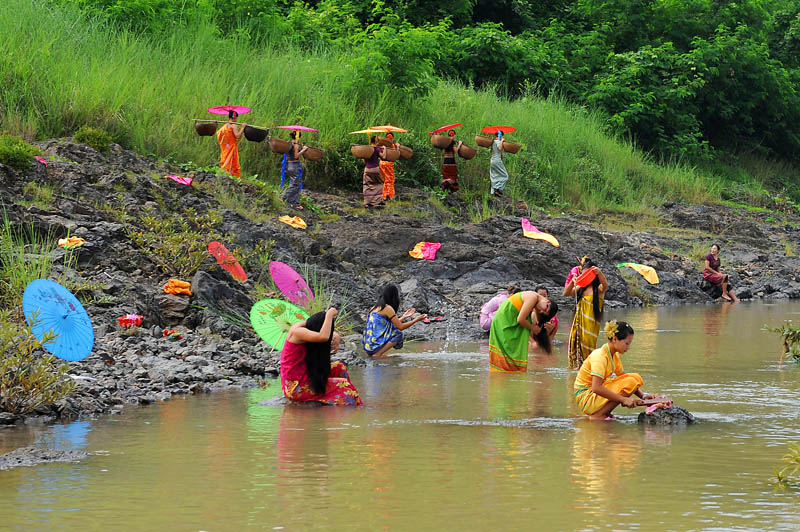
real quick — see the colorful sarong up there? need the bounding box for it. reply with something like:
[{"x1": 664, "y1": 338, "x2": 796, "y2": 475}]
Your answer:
[
  {"x1": 521, "y1": 218, "x2": 560, "y2": 247},
  {"x1": 278, "y1": 215, "x2": 307, "y2": 229},
  {"x1": 282, "y1": 161, "x2": 302, "y2": 207},
  {"x1": 574, "y1": 344, "x2": 643, "y2": 414},
  {"x1": 441, "y1": 163, "x2": 459, "y2": 192},
  {"x1": 380, "y1": 160, "x2": 396, "y2": 200},
  {"x1": 567, "y1": 294, "x2": 603, "y2": 370},
  {"x1": 283, "y1": 361, "x2": 363, "y2": 406},
  {"x1": 362, "y1": 312, "x2": 404, "y2": 355},
  {"x1": 363, "y1": 166, "x2": 383, "y2": 207},
  {"x1": 217, "y1": 125, "x2": 241, "y2": 178},
  {"x1": 489, "y1": 293, "x2": 531, "y2": 372},
  {"x1": 163, "y1": 279, "x2": 192, "y2": 295}
]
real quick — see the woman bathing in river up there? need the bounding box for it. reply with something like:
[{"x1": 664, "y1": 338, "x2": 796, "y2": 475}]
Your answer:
[
  {"x1": 564, "y1": 257, "x2": 608, "y2": 369},
  {"x1": 573, "y1": 320, "x2": 656, "y2": 420},
  {"x1": 280, "y1": 308, "x2": 362, "y2": 406},
  {"x1": 489, "y1": 290, "x2": 553, "y2": 372},
  {"x1": 362, "y1": 283, "x2": 427, "y2": 358}
]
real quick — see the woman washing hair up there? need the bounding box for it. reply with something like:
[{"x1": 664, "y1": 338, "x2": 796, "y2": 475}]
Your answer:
[
  {"x1": 573, "y1": 320, "x2": 656, "y2": 420},
  {"x1": 217, "y1": 110, "x2": 246, "y2": 178},
  {"x1": 489, "y1": 290, "x2": 553, "y2": 372},
  {"x1": 280, "y1": 308, "x2": 362, "y2": 406}
]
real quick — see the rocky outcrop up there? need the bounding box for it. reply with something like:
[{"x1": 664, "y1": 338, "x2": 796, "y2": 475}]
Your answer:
[{"x1": 637, "y1": 405, "x2": 696, "y2": 425}]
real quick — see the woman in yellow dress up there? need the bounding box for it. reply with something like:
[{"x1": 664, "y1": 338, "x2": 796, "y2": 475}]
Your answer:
[
  {"x1": 564, "y1": 258, "x2": 608, "y2": 369},
  {"x1": 217, "y1": 110, "x2": 246, "y2": 178},
  {"x1": 573, "y1": 320, "x2": 656, "y2": 420}
]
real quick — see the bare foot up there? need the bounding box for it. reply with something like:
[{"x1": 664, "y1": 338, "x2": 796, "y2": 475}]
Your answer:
[{"x1": 721, "y1": 295, "x2": 732, "y2": 301}]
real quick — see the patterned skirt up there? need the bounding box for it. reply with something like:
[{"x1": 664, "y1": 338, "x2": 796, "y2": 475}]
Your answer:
[
  {"x1": 282, "y1": 361, "x2": 363, "y2": 406},
  {"x1": 363, "y1": 166, "x2": 383, "y2": 207}
]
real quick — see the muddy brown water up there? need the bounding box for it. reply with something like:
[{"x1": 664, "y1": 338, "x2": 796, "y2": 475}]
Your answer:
[{"x1": 1, "y1": 302, "x2": 800, "y2": 530}]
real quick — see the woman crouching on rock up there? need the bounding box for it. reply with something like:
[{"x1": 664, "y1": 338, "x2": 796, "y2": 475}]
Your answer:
[
  {"x1": 573, "y1": 320, "x2": 656, "y2": 420},
  {"x1": 280, "y1": 308, "x2": 363, "y2": 406},
  {"x1": 362, "y1": 283, "x2": 427, "y2": 358}
]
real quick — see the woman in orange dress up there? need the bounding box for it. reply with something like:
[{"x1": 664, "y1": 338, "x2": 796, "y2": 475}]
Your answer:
[
  {"x1": 217, "y1": 110, "x2": 245, "y2": 178},
  {"x1": 380, "y1": 132, "x2": 398, "y2": 200}
]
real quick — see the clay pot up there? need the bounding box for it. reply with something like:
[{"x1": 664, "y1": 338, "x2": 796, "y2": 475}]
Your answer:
[
  {"x1": 430, "y1": 134, "x2": 452, "y2": 149},
  {"x1": 475, "y1": 135, "x2": 493, "y2": 148},
  {"x1": 243, "y1": 125, "x2": 268, "y2": 142},
  {"x1": 458, "y1": 144, "x2": 477, "y2": 160},
  {"x1": 398, "y1": 145, "x2": 413, "y2": 159},
  {"x1": 351, "y1": 144, "x2": 374, "y2": 159},
  {"x1": 383, "y1": 148, "x2": 401, "y2": 162},
  {"x1": 269, "y1": 138, "x2": 291, "y2": 154},
  {"x1": 303, "y1": 146, "x2": 325, "y2": 161},
  {"x1": 503, "y1": 141, "x2": 521, "y2": 154},
  {"x1": 194, "y1": 121, "x2": 217, "y2": 137}
]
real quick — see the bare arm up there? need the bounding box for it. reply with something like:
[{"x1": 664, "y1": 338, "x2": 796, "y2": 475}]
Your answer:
[
  {"x1": 289, "y1": 308, "x2": 338, "y2": 343},
  {"x1": 516, "y1": 293, "x2": 540, "y2": 333},
  {"x1": 563, "y1": 278, "x2": 576, "y2": 297},
  {"x1": 594, "y1": 266, "x2": 609, "y2": 294},
  {"x1": 232, "y1": 123, "x2": 245, "y2": 139},
  {"x1": 382, "y1": 305, "x2": 426, "y2": 331},
  {"x1": 704, "y1": 259, "x2": 721, "y2": 274}
]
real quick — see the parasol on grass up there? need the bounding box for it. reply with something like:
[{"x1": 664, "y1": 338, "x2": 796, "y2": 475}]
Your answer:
[
  {"x1": 250, "y1": 298, "x2": 309, "y2": 351},
  {"x1": 481, "y1": 125, "x2": 517, "y2": 135},
  {"x1": 617, "y1": 263, "x2": 659, "y2": 284},
  {"x1": 277, "y1": 125, "x2": 318, "y2": 132},
  {"x1": 208, "y1": 241, "x2": 248, "y2": 282},
  {"x1": 429, "y1": 123, "x2": 462, "y2": 135},
  {"x1": 208, "y1": 105, "x2": 251, "y2": 115},
  {"x1": 23, "y1": 279, "x2": 94, "y2": 361},
  {"x1": 269, "y1": 261, "x2": 314, "y2": 306}
]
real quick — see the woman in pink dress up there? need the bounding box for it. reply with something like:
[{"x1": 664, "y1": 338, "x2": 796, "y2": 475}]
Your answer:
[{"x1": 280, "y1": 308, "x2": 363, "y2": 406}]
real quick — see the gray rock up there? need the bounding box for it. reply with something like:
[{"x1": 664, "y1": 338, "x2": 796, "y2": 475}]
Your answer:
[{"x1": 637, "y1": 405, "x2": 695, "y2": 425}]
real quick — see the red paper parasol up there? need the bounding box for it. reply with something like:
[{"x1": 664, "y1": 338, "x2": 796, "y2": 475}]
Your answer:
[
  {"x1": 208, "y1": 241, "x2": 248, "y2": 282},
  {"x1": 269, "y1": 261, "x2": 314, "y2": 306},
  {"x1": 481, "y1": 125, "x2": 517, "y2": 134},
  {"x1": 277, "y1": 125, "x2": 318, "y2": 132},
  {"x1": 208, "y1": 105, "x2": 251, "y2": 115},
  {"x1": 429, "y1": 123, "x2": 462, "y2": 135}
]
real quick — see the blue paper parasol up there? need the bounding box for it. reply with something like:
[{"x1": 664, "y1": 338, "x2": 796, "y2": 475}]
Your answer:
[{"x1": 22, "y1": 279, "x2": 94, "y2": 361}]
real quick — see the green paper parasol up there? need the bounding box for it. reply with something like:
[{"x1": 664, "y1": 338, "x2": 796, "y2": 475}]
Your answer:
[{"x1": 250, "y1": 298, "x2": 309, "y2": 351}]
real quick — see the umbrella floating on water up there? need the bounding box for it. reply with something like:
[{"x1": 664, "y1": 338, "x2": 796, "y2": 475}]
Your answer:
[
  {"x1": 250, "y1": 298, "x2": 309, "y2": 351},
  {"x1": 269, "y1": 261, "x2": 314, "y2": 306},
  {"x1": 23, "y1": 279, "x2": 94, "y2": 361}
]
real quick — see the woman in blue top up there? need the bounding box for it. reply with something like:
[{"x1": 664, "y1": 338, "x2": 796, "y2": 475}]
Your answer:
[
  {"x1": 362, "y1": 284, "x2": 427, "y2": 358},
  {"x1": 282, "y1": 131, "x2": 308, "y2": 210}
]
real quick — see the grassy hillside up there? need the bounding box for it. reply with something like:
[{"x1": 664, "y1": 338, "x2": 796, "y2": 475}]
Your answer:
[{"x1": 0, "y1": 0, "x2": 782, "y2": 214}]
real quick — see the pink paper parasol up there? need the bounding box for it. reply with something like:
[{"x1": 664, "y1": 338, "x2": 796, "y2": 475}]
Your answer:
[
  {"x1": 277, "y1": 125, "x2": 318, "y2": 132},
  {"x1": 166, "y1": 175, "x2": 193, "y2": 186},
  {"x1": 269, "y1": 261, "x2": 314, "y2": 306},
  {"x1": 208, "y1": 241, "x2": 248, "y2": 282},
  {"x1": 208, "y1": 105, "x2": 251, "y2": 115}
]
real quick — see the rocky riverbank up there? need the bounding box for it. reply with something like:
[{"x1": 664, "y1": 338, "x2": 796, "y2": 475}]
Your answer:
[{"x1": 2, "y1": 138, "x2": 800, "y2": 426}]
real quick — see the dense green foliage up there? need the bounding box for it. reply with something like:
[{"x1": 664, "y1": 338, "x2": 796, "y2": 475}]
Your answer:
[
  {"x1": 0, "y1": 135, "x2": 39, "y2": 171},
  {"x1": 56, "y1": 0, "x2": 800, "y2": 164},
  {"x1": 74, "y1": 125, "x2": 112, "y2": 153}
]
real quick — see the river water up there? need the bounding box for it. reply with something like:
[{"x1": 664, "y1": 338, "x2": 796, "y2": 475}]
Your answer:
[{"x1": 2, "y1": 302, "x2": 800, "y2": 530}]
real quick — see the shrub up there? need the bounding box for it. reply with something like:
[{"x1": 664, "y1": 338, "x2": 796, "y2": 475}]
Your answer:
[
  {"x1": 763, "y1": 321, "x2": 800, "y2": 361},
  {"x1": 0, "y1": 312, "x2": 76, "y2": 415},
  {"x1": 74, "y1": 125, "x2": 112, "y2": 153},
  {"x1": 0, "y1": 134, "x2": 40, "y2": 171}
]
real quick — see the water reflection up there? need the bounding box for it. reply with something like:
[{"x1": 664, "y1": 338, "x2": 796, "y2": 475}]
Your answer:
[{"x1": 702, "y1": 303, "x2": 732, "y2": 359}]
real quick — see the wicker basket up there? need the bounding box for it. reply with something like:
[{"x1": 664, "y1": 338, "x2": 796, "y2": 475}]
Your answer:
[
  {"x1": 383, "y1": 148, "x2": 400, "y2": 162},
  {"x1": 430, "y1": 134, "x2": 452, "y2": 149},
  {"x1": 303, "y1": 146, "x2": 325, "y2": 161},
  {"x1": 269, "y1": 138, "x2": 291, "y2": 154},
  {"x1": 194, "y1": 121, "x2": 217, "y2": 137},
  {"x1": 243, "y1": 125, "x2": 268, "y2": 142},
  {"x1": 503, "y1": 141, "x2": 521, "y2": 154},
  {"x1": 398, "y1": 144, "x2": 413, "y2": 159},
  {"x1": 351, "y1": 144, "x2": 374, "y2": 159},
  {"x1": 458, "y1": 144, "x2": 477, "y2": 160},
  {"x1": 475, "y1": 135, "x2": 493, "y2": 148},
  {"x1": 376, "y1": 136, "x2": 394, "y2": 148}
]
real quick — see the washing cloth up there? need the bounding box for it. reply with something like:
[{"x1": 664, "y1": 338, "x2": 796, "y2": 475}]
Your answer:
[
  {"x1": 58, "y1": 236, "x2": 86, "y2": 249},
  {"x1": 409, "y1": 241, "x2": 442, "y2": 260},
  {"x1": 617, "y1": 263, "x2": 659, "y2": 284},
  {"x1": 163, "y1": 279, "x2": 192, "y2": 295},
  {"x1": 521, "y1": 218, "x2": 560, "y2": 247},
  {"x1": 278, "y1": 215, "x2": 307, "y2": 229}
]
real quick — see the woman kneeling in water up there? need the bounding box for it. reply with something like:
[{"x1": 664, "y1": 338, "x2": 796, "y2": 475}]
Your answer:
[{"x1": 573, "y1": 320, "x2": 656, "y2": 420}]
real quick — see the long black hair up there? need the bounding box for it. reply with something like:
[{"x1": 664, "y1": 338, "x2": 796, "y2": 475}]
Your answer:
[
  {"x1": 533, "y1": 301, "x2": 558, "y2": 354},
  {"x1": 375, "y1": 284, "x2": 401, "y2": 315},
  {"x1": 577, "y1": 258, "x2": 603, "y2": 321},
  {"x1": 304, "y1": 311, "x2": 334, "y2": 394}
]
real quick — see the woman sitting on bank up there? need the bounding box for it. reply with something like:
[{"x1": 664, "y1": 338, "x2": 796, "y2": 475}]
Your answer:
[
  {"x1": 363, "y1": 284, "x2": 427, "y2": 358},
  {"x1": 573, "y1": 320, "x2": 656, "y2": 420},
  {"x1": 280, "y1": 308, "x2": 362, "y2": 406},
  {"x1": 703, "y1": 244, "x2": 738, "y2": 302},
  {"x1": 489, "y1": 290, "x2": 553, "y2": 372}
]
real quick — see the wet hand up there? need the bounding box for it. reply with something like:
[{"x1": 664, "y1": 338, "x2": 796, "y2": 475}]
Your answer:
[{"x1": 621, "y1": 396, "x2": 638, "y2": 408}]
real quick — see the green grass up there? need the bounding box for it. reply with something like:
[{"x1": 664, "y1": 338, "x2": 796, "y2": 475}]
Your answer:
[{"x1": 0, "y1": 0, "x2": 786, "y2": 214}]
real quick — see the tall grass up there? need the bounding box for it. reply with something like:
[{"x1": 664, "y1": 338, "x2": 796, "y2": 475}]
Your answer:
[{"x1": 0, "y1": 0, "x2": 746, "y2": 212}]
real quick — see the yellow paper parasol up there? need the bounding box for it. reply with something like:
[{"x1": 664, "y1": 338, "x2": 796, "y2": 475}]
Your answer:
[
  {"x1": 372, "y1": 124, "x2": 409, "y2": 133},
  {"x1": 350, "y1": 129, "x2": 384, "y2": 135}
]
